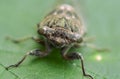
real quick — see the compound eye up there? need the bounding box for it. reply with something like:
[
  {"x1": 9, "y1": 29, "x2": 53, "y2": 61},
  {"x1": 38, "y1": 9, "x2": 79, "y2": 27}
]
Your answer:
[
  {"x1": 38, "y1": 27, "x2": 43, "y2": 35},
  {"x1": 37, "y1": 23, "x2": 40, "y2": 28},
  {"x1": 77, "y1": 37, "x2": 83, "y2": 43}
]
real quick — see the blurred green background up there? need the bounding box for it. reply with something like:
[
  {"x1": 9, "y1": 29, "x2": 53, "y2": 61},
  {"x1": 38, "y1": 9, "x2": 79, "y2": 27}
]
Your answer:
[{"x1": 0, "y1": 0, "x2": 119, "y2": 79}]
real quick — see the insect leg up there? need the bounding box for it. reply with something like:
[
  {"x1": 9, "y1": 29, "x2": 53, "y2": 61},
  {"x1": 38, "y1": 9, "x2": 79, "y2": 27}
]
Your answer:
[
  {"x1": 6, "y1": 39, "x2": 51, "y2": 70},
  {"x1": 6, "y1": 49, "x2": 50, "y2": 70},
  {"x1": 81, "y1": 37, "x2": 109, "y2": 52},
  {"x1": 61, "y1": 47, "x2": 93, "y2": 79},
  {"x1": 6, "y1": 36, "x2": 44, "y2": 44},
  {"x1": 83, "y1": 37, "x2": 95, "y2": 43},
  {"x1": 85, "y1": 43, "x2": 109, "y2": 52}
]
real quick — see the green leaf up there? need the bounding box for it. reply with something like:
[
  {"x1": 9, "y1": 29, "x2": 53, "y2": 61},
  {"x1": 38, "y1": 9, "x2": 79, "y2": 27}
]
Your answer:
[{"x1": 0, "y1": 0, "x2": 119, "y2": 79}]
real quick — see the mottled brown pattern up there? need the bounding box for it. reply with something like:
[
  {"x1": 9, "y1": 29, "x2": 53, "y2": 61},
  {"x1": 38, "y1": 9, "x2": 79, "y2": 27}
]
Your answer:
[{"x1": 38, "y1": 4, "x2": 85, "y2": 48}]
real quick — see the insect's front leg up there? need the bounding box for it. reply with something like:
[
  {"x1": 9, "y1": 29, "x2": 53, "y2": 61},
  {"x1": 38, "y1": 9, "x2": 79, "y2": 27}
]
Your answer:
[
  {"x1": 6, "y1": 38, "x2": 51, "y2": 70},
  {"x1": 6, "y1": 49, "x2": 49, "y2": 70},
  {"x1": 61, "y1": 45, "x2": 93, "y2": 79}
]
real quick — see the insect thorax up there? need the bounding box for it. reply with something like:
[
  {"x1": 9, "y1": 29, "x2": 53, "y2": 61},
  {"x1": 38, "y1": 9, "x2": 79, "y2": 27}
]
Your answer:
[{"x1": 38, "y1": 4, "x2": 85, "y2": 48}]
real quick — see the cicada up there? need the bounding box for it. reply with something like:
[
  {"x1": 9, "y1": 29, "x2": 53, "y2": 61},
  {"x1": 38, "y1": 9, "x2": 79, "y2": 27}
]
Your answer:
[{"x1": 6, "y1": 4, "x2": 93, "y2": 79}]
